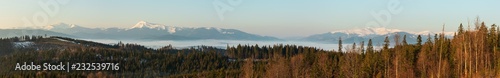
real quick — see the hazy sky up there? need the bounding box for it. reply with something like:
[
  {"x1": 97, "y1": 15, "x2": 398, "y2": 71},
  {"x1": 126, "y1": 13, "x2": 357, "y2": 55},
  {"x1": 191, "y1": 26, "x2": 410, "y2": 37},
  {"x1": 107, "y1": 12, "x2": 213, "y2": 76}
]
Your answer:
[{"x1": 0, "y1": 0, "x2": 499, "y2": 38}]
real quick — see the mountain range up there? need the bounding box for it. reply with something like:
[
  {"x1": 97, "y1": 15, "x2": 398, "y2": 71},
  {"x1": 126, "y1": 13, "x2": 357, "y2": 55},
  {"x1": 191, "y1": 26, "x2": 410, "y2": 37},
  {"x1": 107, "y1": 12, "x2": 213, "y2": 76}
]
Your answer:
[
  {"x1": 0, "y1": 21, "x2": 455, "y2": 43},
  {"x1": 17, "y1": 21, "x2": 280, "y2": 41},
  {"x1": 302, "y1": 27, "x2": 455, "y2": 44}
]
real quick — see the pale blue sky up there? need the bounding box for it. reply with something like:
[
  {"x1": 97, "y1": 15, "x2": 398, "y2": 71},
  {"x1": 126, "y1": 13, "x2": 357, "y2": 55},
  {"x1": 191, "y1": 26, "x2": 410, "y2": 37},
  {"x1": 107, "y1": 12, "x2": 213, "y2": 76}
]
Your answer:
[{"x1": 0, "y1": 0, "x2": 499, "y2": 38}]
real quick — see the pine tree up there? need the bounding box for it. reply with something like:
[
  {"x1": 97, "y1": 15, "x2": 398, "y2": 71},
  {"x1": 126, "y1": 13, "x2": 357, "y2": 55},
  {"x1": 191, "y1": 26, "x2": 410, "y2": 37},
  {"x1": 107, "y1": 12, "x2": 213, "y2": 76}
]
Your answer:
[
  {"x1": 402, "y1": 35, "x2": 408, "y2": 45},
  {"x1": 352, "y1": 43, "x2": 357, "y2": 53},
  {"x1": 384, "y1": 36, "x2": 390, "y2": 50},
  {"x1": 458, "y1": 23, "x2": 465, "y2": 35},
  {"x1": 489, "y1": 24, "x2": 498, "y2": 49},
  {"x1": 339, "y1": 37, "x2": 343, "y2": 52},
  {"x1": 480, "y1": 22, "x2": 488, "y2": 34},
  {"x1": 254, "y1": 44, "x2": 260, "y2": 58},
  {"x1": 417, "y1": 35, "x2": 422, "y2": 46},
  {"x1": 434, "y1": 34, "x2": 438, "y2": 43},
  {"x1": 360, "y1": 41, "x2": 365, "y2": 53},
  {"x1": 382, "y1": 36, "x2": 391, "y2": 77},
  {"x1": 367, "y1": 39, "x2": 374, "y2": 53},
  {"x1": 362, "y1": 39, "x2": 380, "y2": 77},
  {"x1": 426, "y1": 34, "x2": 432, "y2": 44}
]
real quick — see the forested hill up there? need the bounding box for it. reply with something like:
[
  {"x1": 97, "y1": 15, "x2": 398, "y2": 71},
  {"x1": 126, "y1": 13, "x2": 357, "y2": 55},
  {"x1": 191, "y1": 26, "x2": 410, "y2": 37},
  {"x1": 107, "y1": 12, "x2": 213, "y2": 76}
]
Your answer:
[{"x1": 1, "y1": 21, "x2": 500, "y2": 78}]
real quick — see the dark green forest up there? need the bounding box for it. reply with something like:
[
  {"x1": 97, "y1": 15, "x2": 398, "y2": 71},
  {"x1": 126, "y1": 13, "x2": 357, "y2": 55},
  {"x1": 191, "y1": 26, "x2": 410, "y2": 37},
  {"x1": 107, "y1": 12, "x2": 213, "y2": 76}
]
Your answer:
[{"x1": 1, "y1": 20, "x2": 500, "y2": 78}]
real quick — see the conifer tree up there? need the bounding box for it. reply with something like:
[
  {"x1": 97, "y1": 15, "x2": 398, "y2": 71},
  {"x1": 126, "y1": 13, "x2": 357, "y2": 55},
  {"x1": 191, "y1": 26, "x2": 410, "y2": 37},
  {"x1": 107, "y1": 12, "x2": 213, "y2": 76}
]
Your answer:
[
  {"x1": 384, "y1": 36, "x2": 390, "y2": 50},
  {"x1": 339, "y1": 37, "x2": 343, "y2": 52},
  {"x1": 458, "y1": 23, "x2": 464, "y2": 35},
  {"x1": 434, "y1": 34, "x2": 438, "y2": 43},
  {"x1": 367, "y1": 39, "x2": 374, "y2": 53},
  {"x1": 352, "y1": 43, "x2": 357, "y2": 53},
  {"x1": 417, "y1": 35, "x2": 422, "y2": 47},
  {"x1": 402, "y1": 35, "x2": 408, "y2": 45},
  {"x1": 382, "y1": 36, "x2": 391, "y2": 77},
  {"x1": 489, "y1": 24, "x2": 498, "y2": 48},
  {"x1": 427, "y1": 34, "x2": 432, "y2": 44},
  {"x1": 360, "y1": 41, "x2": 365, "y2": 53}
]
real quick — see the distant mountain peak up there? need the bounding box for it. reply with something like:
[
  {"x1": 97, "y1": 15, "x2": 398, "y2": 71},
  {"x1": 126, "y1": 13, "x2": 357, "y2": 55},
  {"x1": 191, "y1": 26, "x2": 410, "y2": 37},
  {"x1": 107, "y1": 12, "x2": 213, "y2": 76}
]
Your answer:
[
  {"x1": 330, "y1": 27, "x2": 403, "y2": 36},
  {"x1": 130, "y1": 21, "x2": 167, "y2": 30},
  {"x1": 129, "y1": 21, "x2": 180, "y2": 33},
  {"x1": 304, "y1": 27, "x2": 456, "y2": 44},
  {"x1": 2, "y1": 21, "x2": 281, "y2": 41},
  {"x1": 44, "y1": 23, "x2": 79, "y2": 30},
  {"x1": 328, "y1": 27, "x2": 455, "y2": 36}
]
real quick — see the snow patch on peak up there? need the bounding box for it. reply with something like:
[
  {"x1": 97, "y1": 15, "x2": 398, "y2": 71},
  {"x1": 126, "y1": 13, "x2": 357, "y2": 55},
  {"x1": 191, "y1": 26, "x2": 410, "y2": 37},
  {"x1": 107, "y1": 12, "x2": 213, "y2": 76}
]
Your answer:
[
  {"x1": 202, "y1": 27, "x2": 222, "y2": 31},
  {"x1": 330, "y1": 27, "x2": 403, "y2": 36},
  {"x1": 44, "y1": 23, "x2": 78, "y2": 30},
  {"x1": 131, "y1": 21, "x2": 167, "y2": 30},
  {"x1": 222, "y1": 31, "x2": 234, "y2": 34},
  {"x1": 370, "y1": 27, "x2": 403, "y2": 35},
  {"x1": 44, "y1": 26, "x2": 54, "y2": 30},
  {"x1": 53, "y1": 23, "x2": 70, "y2": 26},
  {"x1": 415, "y1": 31, "x2": 434, "y2": 35},
  {"x1": 413, "y1": 31, "x2": 455, "y2": 36},
  {"x1": 70, "y1": 24, "x2": 76, "y2": 28},
  {"x1": 198, "y1": 27, "x2": 234, "y2": 35},
  {"x1": 329, "y1": 27, "x2": 456, "y2": 36},
  {"x1": 212, "y1": 27, "x2": 234, "y2": 34},
  {"x1": 168, "y1": 26, "x2": 176, "y2": 34},
  {"x1": 130, "y1": 21, "x2": 178, "y2": 33}
]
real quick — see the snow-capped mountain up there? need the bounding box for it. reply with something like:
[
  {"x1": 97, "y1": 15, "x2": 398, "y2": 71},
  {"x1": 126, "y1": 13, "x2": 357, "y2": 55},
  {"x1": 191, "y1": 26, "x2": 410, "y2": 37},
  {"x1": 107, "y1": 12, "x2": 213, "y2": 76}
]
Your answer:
[
  {"x1": 328, "y1": 27, "x2": 454, "y2": 37},
  {"x1": 129, "y1": 21, "x2": 177, "y2": 33},
  {"x1": 130, "y1": 21, "x2": 167, "y2": 29},
  {"x1": 37, "y1": 21, "x2": 280, "y2": 41},
  {"x1": 329, "y1": 27, "x2": 404, "y2": 36},
  {"x1": 43, "y1": 23, "x2": 77, "y2": 30},
  {"x1": 44, "y1": 23, "x2": 104, "y2": 35},
  {"x1": 303, "y1": 27, "x2": 455, "y2": 44}
]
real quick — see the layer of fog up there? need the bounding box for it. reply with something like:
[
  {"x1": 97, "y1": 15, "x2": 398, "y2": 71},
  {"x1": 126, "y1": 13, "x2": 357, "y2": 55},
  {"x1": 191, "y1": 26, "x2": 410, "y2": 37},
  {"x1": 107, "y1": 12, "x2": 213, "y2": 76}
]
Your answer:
[{"x1": 83, "y1": 39, "x2": 383, "y2": 51}]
